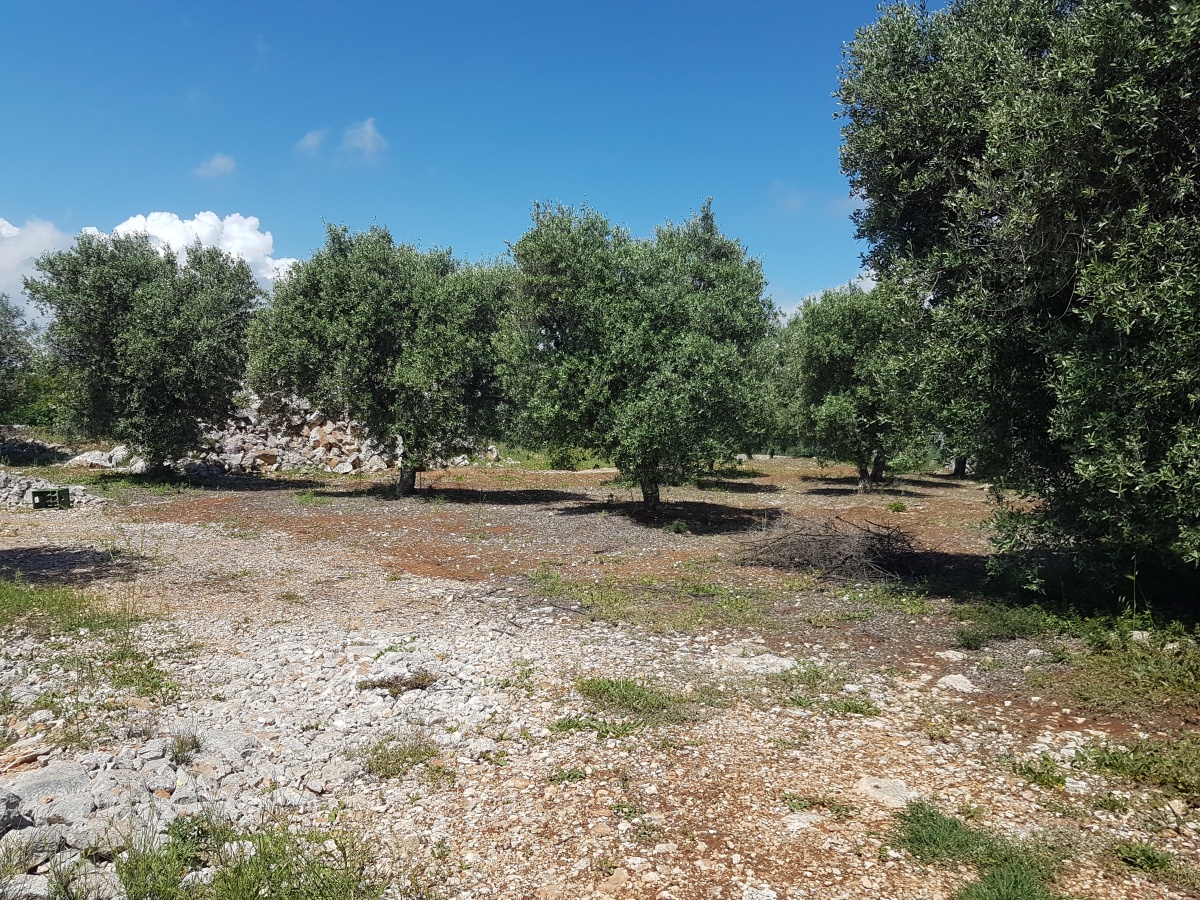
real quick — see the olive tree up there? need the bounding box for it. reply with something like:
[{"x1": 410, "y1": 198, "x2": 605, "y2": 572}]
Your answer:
[
  {"x1": 838, "y1": 0, "x2": 1200, "y2": 584},
  {"x1": 247, "y1": 225, "x2": 510, "y2": 492},
  {"x1": 501, "y1": 200, "x2": 774, "y2": 512},
  {"x1": 26, "y1": 233, "x2": 260, "y2": 464},
  {"x1": 778, "y1": 282, "x2": 925, "y2": 484}
]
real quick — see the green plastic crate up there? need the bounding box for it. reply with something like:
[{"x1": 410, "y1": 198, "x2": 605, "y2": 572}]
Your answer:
[{"x1": 31, "y1": 488, "x2": 72, "y2": 510}]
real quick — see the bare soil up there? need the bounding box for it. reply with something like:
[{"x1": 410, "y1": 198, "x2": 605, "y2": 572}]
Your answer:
[{"x1": 2, "y1": 457, "x2": 1197, "y2": 899}]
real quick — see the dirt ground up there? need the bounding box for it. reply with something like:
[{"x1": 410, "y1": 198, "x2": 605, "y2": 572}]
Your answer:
[{"x1": 2, "y1": 457, "x2": 1197, "y2": 899}]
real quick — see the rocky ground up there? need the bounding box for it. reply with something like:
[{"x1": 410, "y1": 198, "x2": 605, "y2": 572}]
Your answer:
[{"x1": 1, "y1": 460, "x2": 1197, "y2": 899}]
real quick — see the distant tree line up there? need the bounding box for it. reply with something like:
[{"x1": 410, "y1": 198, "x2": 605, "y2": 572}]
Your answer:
[{"x1": 3, "y1": 0, "x2": 1196, "y2": 601}]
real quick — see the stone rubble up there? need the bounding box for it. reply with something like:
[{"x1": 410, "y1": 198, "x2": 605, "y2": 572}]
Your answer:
[
  {"x1": 0, "y1": 468, "x2": 107, "y2": 509},
  {"x1": 1, "y1": 511, "x2": 1193, "y2": 899}
]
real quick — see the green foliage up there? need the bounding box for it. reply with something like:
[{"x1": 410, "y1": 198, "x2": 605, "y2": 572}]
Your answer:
[
  {"x1": 501, "y1": 200, "x2": 774, "y2": 509},
  {"x1": 0, "y1": 293, "x2": 33, "y2": 423},
  {"x1": 0, "y1": 578, "x2": 139, "y2": 635},
  {"x1": 116, "y1": 814, "x2": 385, "y2": 900},
  {"x1": 575, "y1": 677, "x2": 682, "y2": 717},
  {"x1": 1111, "y1": 841, "x2": 1174, "y2": 873},
  {"x1": 778, "y1": 282, "x2": 926, "y2": 482},
  {"x1": 953, "y1": 603, "x2": 1066, "y2": 650},
  {"x1": 360, "y1": 730, "x2": 439, "y2": 779},
  {"x1": 894, "y1": 802, "x2": 1064, "y2": 899},
  {"x1": 248, "y1": 225, "x2": 512, "y2": 488},
  {"x1": 25, "y1": 233, "x2": 260, "y2": 462},
  {"x1": 1082, "y1": 734, "x2": 1200, "y2": 798},
  {"x1": 839, "y1": 1, "x2": 1200, "y2": 586}
]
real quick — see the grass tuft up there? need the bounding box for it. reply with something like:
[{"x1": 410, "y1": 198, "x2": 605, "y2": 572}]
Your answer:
[
  {"x1": 1082, "y1": 734, "x2": 1200, "y2": 798},
  {"x1": 893, "y1": 802, "x2": 1066, "y2": 898},
  {"x1": 115, "y1": 813, "x2": 386, "y2": 899},
  {"x1": 360, "y1": 731, "x2": 439, "y2": 779},
  {"x1": 954, "y1": 603, "x2": 1064, "y2": 650},
  {"x1": 357, "y1": 668, "x2": 437, "y2": 696}
]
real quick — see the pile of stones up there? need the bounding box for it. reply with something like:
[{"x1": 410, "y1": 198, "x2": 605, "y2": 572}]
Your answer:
[
  {"x1": 0, "y1": 432, "x2": 71, "y2": 467},
  {"x1": 0, "y1": 469, "x2": 105, "y2": 509},
  {"x1": 192, "y1": 395, "x2": 396, "y2": 475}
]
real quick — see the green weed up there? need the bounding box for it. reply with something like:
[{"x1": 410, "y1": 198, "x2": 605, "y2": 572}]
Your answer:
[
  {"x1": 295, "y1": 489, "x2": 332, "y2": 506},
  {"x1": 548, "y1": 768, "x2": 588, "y2": 784},
  {"x1": 360, "y1": 731, "x2": 439, "y2": 779},
  {"x1": 357, "y1": 668, "x2": 437, "y2": 696},
  {"x1": 115, "y1": 813, "x2": 386, "y2": 899},
  {"x1": 1010, "y1": 753, "x2": 1067, "y2": 790},
  {"x1": 1082, "y1": 734, "x2": 1200, "y2": 797},
  {"x1": 894, "y1": 802, "x2": 1065, "y2": 899},
  {"x1": 954, "y1": 604, "x2": 1065, "y2": 650},
  {"x1": 548, "y1": 715, "x2": 640, "y2": 739}
]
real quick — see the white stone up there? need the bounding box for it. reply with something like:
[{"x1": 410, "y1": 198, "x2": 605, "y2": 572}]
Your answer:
[{"x1": 936, "y1": 674, "x2": 977, "y2": 693}]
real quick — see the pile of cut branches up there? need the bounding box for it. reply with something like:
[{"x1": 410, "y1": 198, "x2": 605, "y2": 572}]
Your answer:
[{"x1": 741, "y1": 515, "x2": 917, "y2": 581}]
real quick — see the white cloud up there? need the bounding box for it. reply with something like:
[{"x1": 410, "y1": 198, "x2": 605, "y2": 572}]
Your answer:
[
  {"x1": 852, "y1": 270, "x2": 877, "y2": 292},
  {"x1": 112, "y1": 211, "x2": 297, "y2": 285},
  {"x1": 769, "y1": 179, "x2": 806, "y2": 216},
  {"x1": 342, "y1": 118, "x2": 387, "y2": 161},
  {"x1": 0, "y1": 217, "x2": 73, "y2": 316},
  {"x1": 295, "y1": 129, "x2": 328, "y2": 155},
  {"x1": 194, "y1": 153, "x2": 236, "y2": 178}
]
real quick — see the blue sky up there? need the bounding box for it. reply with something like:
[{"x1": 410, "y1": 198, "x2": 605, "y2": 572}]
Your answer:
[{"x1": 1, "y1": 1, "x2": 893, "y2": 315}]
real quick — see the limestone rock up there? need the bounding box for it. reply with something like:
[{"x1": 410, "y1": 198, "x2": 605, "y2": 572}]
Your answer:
[
  {"x1": 936, "y1": 674, "x2": 978, "y2": 693},
  {"x1": 853, "y1": 775, "x2": 916, "y2": 809}
]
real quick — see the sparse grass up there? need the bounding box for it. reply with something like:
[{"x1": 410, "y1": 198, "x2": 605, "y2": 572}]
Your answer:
[
  {"x1": 357, "y1": 668, "x2": 437, "y2": 696},
  {"x1": 767, "y1": 662, "x2": 880, "y2": 716},
  {"x1": 106, "y1": 646, "x2": 181, "y2": 703},
  {"x1": 1110, "y1": 840, "x2": 1200, "y2": 890},
  {"x1": 296, "y1": 489, "x2": 332, "y2": 506},
  {"x1": 548, "y1": 768, "x2": 588, "y2": 784},
  {"x1": 662, "y1": 519, "x2": 689, "y2": 535},
  {"x1": 548, "y1": 715, "x2": 640, "y2": 739},
  {"x1": 1092, "y1": 792, "x2": 1130, "y2": 813},
  {"x1": 170, "y1": 730, "x2": 202, "y2": 765},
  {"x1": 893, "y1": 802, "x2": 1066, "y2": 899},
  {"x1": 0, "y1": 578, "x2": 141, "y2": 635},
  {"x1": 781, "y1": 792, "x2": 854, "y2": 820},
  {"x1": 1081, "y1": 734, "x2": 1200, "y2": 798},
  {"x1": 886, "y1": 500, "x2": 908, "y2": 513},
  {"x1": 530, "y1": 567, "x2": 772, "y2": 633},
  {"x1": 1065, "y1": 627, "x2": 1200, "y2": 718},
  {"x1": 954, "y1": 603, "x2": 1065, "y2": 650},
  {"x1": 1010, "y1": 753, "x2": 1067, "y2": 790},
  {"x1": 115, "y1": 812, "x2": 386, "y2": 899},
  {"x1": 576, "y1": 677, "x2": 682, "y2": 717},
  {"x1": 360, "y1": 731, "x2": 439, "y2": 779},
  {"x1": 423, "y1": 762, "x2": 456, "y2": 787},
  {"x1": 850, "y1": 584, "x2": 933, "y2": 615},
  {"x1": 1111, "y1": 841, "x2": 1173, "y2": 872},
  {"x1": 826, "y1": 696, "x2": 881, "y2": 716}
]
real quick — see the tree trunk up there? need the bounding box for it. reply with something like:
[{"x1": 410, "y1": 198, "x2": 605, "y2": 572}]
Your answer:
[
  {"x1": 397, "y1": 469, "x2": 417, "y2": 496},
  {"x1": 640, "y1": 479, "x2": 661, "y2": 514},
  {"x1": 952, "y1": 455, "x2": 968, "y2": 478},
  {"x1": 870, "y1": 455, "x2": 886, "y2": 483},
  {"x1": 856, "y1": 462, "x2": 870, "y2": 482}
]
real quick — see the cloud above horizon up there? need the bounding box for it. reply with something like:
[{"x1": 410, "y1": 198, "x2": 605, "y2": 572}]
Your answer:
[
  {"x1": 194, "y1": 153, "x2": 236, "y2": 177},
  {"x1": 112, "y1": 211, "x2": 297, "y2": 283},
  {"x1": 342, "y1": 118, "x2": 387, "y2": 161},
  {"x1": 295, "y1": 129, "x2": 328, "y2": 155},
  {"x1": 0, "y1": 217, "x2": 73, "y2": 316}
]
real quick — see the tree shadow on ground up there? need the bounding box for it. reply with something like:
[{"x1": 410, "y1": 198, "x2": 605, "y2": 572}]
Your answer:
[
  {"x1": 75, "y1": 472, "x2": 325, "y2": 495},
  {"x1": 324, "y1": 483, "x2": 589, "y2": 506},
  {"x1": 708, "y1": 467, "x2": 770, "y2": 480},
  {"x1": 560, "y1": 498, "x2": 788, "y2": 536},
  {"x1": 0, "y1": 545, "x2": 144, "y2": 586},
  {"x1": 694, "y1": 479, "x2": 783, "y2": 495}
]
